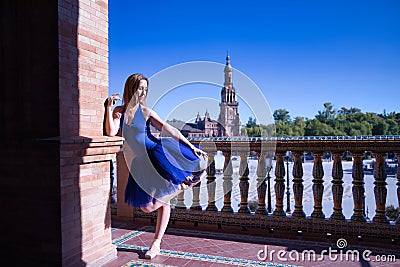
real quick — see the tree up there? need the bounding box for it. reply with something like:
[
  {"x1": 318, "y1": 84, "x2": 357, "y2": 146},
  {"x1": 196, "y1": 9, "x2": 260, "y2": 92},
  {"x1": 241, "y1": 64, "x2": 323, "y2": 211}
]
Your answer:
[
  {"x1": 246, "y1": 117, "x2": 258, "y2": 128},
  {"x1": 243, "y1": 116, "x2": 272, "y2": 137},
  {"x1": 338, "y1": 107, "x2": 350, "y2": 115},
  {"x1": 315, "y1": 102, "x2": 336, "y2": 124},
  {"x1": 267, "y1": 103, "x2": 398, "y2": 137},
  {"x1": 273, "y1": 109, "x2": 291, "y2": 123},
  {"x1": 292, "y1": 117, "x2": 306, "y2": 136},
  {"x1": 304, "y1": 119, "x2": 345, "y2": 136},
  {"x1": 260, "y1": 123, "x2": 276, "y2": 137},
  {"x1": 386, "y1": 119, "x2": 399, "y2": 135},
  {"x1": 372, "y1": 119, "x2": 389, "y2": 135},
  {"x1": 275, "y1": 120, "x2": 292, "y2": 136},
  {"x1": 349, "y1": 107, "x2": 361, "y2": 114}
]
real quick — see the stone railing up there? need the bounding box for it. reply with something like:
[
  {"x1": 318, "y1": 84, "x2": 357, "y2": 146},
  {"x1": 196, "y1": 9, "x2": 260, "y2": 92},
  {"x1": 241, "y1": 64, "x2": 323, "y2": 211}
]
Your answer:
[{"x1": 115, "y1": 136, "x2": 400, "y2": 241}]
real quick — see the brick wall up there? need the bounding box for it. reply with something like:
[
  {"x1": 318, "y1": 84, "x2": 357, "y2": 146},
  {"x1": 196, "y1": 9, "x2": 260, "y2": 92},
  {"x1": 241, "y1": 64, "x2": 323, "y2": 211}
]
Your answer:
[
  {"x1": 59, "y1": 0, "x2": 109, "y2": 137},
  {"x1": 1, "y1": 0, "x2": 121, "y2": 266},
  {"x1": 58, "y1": 0, "x2": 120, "y2": 266},
  {"x1": 60, "y1": 136, "x2": 121, "y2": 267}
]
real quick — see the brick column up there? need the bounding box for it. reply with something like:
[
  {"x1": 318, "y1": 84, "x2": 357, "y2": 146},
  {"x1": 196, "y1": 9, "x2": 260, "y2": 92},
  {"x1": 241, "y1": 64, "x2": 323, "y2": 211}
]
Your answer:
[
  {"x1": 1, "y1": 0, "x2": 120, "y2": 266},
  {"x1": 59, "y1": 0, "x2": 109, "y2": 137},
  {"x1": 60, "y1": 137, "x2": 122, "y2": 266},
  {"x1": 59, "y1": 0, "x2": 122, "y2": 266}
]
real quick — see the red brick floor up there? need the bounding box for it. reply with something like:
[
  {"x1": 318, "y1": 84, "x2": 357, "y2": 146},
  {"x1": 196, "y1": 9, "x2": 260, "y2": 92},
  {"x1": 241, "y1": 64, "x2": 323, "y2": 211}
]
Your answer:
[{"x1": 104, "y1": 220, "x2": 400, "y2": 267}]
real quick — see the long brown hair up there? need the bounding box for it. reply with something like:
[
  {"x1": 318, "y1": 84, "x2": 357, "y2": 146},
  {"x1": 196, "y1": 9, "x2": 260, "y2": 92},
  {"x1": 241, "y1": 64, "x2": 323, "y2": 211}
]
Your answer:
[
  {"x1": 123, "y1": 73, "x2": 149, "y2": 124},
  {"x1": 122, "y1": 73, "x2": 149, "y2": 106}
]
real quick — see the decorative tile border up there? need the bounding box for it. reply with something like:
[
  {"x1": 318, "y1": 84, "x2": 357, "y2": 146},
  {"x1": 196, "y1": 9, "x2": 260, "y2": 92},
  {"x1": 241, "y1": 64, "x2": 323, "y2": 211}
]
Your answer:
[
  {"x1": 137, "y1": 225, "x2": 400, "y2": 257},
  {"x1": 112, "y1": 230, "x2": 145, "y2": 245},
  {"x1": 121, "y1": 260, "x2": 177, "y2": 267},
  {"x1": 112, "y1": 227, "x2": 297, "y2": 266},
  {"x1": 139, "y1": 225, "x2": 323, "y2": 249},
  {"x1": 116, "y1": 243, "x2": 296, "y2": 267}
]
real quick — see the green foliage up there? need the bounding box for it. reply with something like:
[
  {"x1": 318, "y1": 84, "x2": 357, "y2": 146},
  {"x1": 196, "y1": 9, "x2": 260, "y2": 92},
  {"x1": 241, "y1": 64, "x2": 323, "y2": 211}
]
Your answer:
[
  {"x1": 386, "y1": 119, "x2": 399, "y2": 135},
  {"x1": 315, "y1": 102, "x2": 336, "y2": 124},
  {"x1": 244, "y1": 103, "x2": 400, "y2": 136},
  {"x1": 246, "y1": 117, "x2": 258, "y2": 128},
  {"x1": 273, "y1": 109, "x2": 291, "y2": 123},
  {"x1": 304, "y1": 119, "x2": 346, "y2": 136},
  {"x1": 243, "y1": 117, "x2": 276, "y2": 137}
]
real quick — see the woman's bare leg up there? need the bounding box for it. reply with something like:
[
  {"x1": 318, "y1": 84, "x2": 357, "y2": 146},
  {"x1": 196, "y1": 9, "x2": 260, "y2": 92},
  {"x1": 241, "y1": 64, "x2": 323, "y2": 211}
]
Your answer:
[
  {"x1": 154, "y1": 203, "x2": 170, "y2": 241},
  {"x1": 143, "y1": 202, "x2": 171, "y2": 259}
]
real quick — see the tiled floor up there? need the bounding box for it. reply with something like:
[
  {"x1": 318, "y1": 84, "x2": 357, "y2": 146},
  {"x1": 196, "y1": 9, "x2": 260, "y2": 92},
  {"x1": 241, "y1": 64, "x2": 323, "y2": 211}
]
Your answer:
[{"x1": 104, "y1": 220, "x2": 400, "y2": 267}]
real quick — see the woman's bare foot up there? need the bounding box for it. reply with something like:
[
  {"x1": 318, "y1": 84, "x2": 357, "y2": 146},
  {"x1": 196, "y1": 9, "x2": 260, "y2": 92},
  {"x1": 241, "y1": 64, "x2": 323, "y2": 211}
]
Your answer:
[
  {"x1": 179, "y1": 183, "x2": 190, "y2": 190},
  {"x1": 144, "y1": 239, "x2": 161, "y2": 259}
]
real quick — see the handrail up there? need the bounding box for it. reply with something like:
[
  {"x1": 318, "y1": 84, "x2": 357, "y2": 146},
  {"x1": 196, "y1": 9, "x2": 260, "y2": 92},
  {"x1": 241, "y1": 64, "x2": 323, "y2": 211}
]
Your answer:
[
  {"x1": 188, "y1": 135, "x2": 400, "y2": 141},
  {"x1": 116, "y1": 136, "x2": 400, "y2": 241}
]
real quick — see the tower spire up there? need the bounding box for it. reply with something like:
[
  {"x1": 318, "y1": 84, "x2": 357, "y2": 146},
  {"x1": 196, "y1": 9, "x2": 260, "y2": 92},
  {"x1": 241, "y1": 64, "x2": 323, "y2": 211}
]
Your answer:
[
  {"x1": 205, "y1": 109, "x2": 210, "y2": 120},
  {"x1": 224, "y1": 51, "x2": 232, "y2": 89},
  {"x1": 218, "y1": 52, "x2": 240, "y2": 137}
]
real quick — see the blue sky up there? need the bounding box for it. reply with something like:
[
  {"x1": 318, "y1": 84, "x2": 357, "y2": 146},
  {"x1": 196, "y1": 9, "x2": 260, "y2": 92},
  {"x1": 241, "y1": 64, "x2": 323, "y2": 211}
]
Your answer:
[{"x1": 109, "y1": 0, "x2": 400, "y2": 123}]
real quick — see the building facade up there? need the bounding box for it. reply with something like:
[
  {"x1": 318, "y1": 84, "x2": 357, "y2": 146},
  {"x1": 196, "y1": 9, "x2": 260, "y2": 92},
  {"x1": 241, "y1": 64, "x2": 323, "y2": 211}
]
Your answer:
[{"x1": 218, "y1": 54, "x2": 241, "y2": 137}]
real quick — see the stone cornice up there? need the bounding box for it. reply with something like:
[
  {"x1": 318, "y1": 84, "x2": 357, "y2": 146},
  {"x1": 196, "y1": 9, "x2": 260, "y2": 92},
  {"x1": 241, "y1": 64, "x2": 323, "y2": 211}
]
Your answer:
[
  {"x1": 188, "y1": 136, "x2": 400, "y2": 153},
  {"x1": 59, "y1": 136, "x2": 124, "y2": 164}
]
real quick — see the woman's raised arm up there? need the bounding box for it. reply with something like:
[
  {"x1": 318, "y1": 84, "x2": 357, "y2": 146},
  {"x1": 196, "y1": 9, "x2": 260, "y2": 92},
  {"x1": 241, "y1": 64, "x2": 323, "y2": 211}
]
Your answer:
[
  {"x1": 147, "y1": 108, "x2": 207, "y2": 158},
  {"x1": 105, "y1": 93, "x2": 122, "y2": 136}
]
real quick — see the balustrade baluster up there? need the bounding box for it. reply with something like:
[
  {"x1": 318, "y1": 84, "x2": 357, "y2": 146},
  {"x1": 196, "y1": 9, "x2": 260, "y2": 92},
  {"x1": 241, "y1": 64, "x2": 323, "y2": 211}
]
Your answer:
[
  {"x1": 175, "y1": 191, "x2": 185, "y2": 209},
  {"x1": 273, "y1": 153, "x2": 286, "y2": 216},
  {"x1": 206, "y1": 152, "x2": 217, "y2": 212},
  {"x1": 221, "y1": 152, "x2": 233, "y2": 212},
  {"x1": 351, "y1": 153, "x2": 366, "y2": 222},
  {"x1": 238, "y1": 153, "x2": 250, "y2": 213},
  {"x1": 292, "y1": 152, "x2": 305, "y2": 217},
  {"x1": 373, "y1": 153, "x2": 388, "y2": 223},
  {"x1": 256, "y1": 153, "x2": 267, "y2": 214},
  {"x1": 396, "y1": 153, "x2": 400, "y2": 224},
  {"x1": 191, "y1": 182, "x2": 202, "y2": 210},
  {"x1": 330, "y1": 152, "x2": 345, "y2": 220},
  {"x1": 311, "y1": 153, "x2": 325, "y2": 218}
]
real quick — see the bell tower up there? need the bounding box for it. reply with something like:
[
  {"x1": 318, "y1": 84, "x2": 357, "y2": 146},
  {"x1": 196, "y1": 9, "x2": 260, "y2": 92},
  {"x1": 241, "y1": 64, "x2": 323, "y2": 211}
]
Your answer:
[{"x1": 218, "y1": 53, "x2": 240, "y2": 136}]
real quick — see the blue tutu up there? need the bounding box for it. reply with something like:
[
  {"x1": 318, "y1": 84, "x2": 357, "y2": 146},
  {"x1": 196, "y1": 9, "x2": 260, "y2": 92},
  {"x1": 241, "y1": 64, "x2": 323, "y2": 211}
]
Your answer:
[{"x1": 121, "y1": 106, "x2": 205, "y2": 208}]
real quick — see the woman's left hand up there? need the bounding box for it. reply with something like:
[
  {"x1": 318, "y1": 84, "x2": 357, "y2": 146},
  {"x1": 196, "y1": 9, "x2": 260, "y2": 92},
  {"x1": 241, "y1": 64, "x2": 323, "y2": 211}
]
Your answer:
[{"x1": 192, "y1": 146, "x2": 208, "y2": 159}]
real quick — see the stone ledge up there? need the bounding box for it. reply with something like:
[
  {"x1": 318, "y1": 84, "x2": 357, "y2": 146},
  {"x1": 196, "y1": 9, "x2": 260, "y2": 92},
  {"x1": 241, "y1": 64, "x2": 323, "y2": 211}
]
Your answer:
[
  {"x1": 130, "y1": 209, "x2": 400, "y2": 240},
  {"x1": 36, "y1": 135, "x2": 124, "y2": 144}
]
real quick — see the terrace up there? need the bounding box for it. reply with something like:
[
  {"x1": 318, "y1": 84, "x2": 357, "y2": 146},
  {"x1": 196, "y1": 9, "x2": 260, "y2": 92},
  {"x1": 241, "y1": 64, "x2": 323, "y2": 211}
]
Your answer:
[
  {"x1": 108, "y1": 136, "x2": 400, "y2": 266},
  {"x1": 2, "y1": 1, "x2": 399, "y2": 266}
]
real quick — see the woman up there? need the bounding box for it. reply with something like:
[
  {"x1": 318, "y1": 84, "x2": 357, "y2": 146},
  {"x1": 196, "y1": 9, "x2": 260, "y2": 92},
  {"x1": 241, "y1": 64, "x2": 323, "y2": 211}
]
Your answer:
[{"x1": 106, "y1": 73, "x2": 207, "y2": 259}]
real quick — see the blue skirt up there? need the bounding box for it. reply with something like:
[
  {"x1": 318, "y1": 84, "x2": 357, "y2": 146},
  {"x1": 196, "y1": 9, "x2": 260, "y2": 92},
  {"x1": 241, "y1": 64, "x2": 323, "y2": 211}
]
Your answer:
[{"x1": 124, "y1": 138, "x2": 204, "y2": 208}]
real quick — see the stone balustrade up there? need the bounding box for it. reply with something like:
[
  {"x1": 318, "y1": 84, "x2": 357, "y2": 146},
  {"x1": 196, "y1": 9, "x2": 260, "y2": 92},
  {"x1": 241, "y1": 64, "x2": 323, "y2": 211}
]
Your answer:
[{"x1": 115, "y1": 136, "x2": 400, "y2": 241}]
